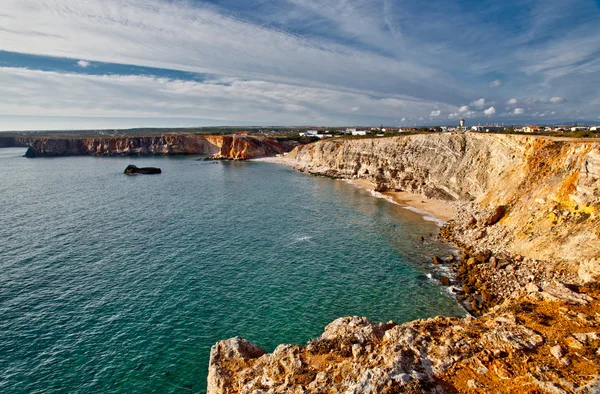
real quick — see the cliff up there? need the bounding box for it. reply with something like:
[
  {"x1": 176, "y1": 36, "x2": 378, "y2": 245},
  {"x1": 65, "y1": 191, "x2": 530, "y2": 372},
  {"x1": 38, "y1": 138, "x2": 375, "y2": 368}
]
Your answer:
[
  {"x1": 0, "y1": 135, "x2": 28, "y2": 148},
  {"x1": 287, "y1": 133, "x2": 600, "y2": 266},
  {"x1": 208, "y1": 133, "x2": 600, "y2": 393},
  {"x1": 208, "y1": 283, "x2": 600, "y2": 393},
  {"x1": 23, "y1": 135, "x2": 298, "y2": 159}
]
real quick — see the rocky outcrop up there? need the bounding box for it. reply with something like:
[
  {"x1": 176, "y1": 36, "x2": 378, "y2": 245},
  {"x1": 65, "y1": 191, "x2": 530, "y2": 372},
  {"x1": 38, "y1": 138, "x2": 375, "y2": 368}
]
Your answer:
[
  {"x1": 24, "y1": 135, "x2": 298, "y2": 159},
  {"x1": 208, "y1": 133, "x2": 600, "y2": 393},
  {"x1": 123, "y1": 165, "x2": 161, "y2": 175},
  {"x1": 208, "y1": 284, "x2": 600, "y2": 393}
]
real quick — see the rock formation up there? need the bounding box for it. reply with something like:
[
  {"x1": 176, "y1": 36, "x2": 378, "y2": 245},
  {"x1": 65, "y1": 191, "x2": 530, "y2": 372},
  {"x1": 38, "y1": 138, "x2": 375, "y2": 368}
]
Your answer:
[
  {"x1": 123, "y1": 165, "x2": 162, "y2": 175},
  {"x1": 287, "y1": 133, "x2": 600, "y2": 265},
  {"x1": 208, "y1": 133, "x2": 600, "y2": 393},
  {"x1": 0, "y1": 135, "x2": 28, "y2": 148},
  {"x1": 23, "y1": 135, "x2": 299, "y2": 159}
]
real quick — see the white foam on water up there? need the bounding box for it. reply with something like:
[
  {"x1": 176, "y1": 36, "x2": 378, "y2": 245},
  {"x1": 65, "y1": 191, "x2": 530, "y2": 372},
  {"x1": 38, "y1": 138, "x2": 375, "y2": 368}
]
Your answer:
[
  {"x1": 286, "y1": 235, "x2": 314, "y2": 247},
  {"x1": 359, "y1": 187, "x2": 447, "y2": 227}
]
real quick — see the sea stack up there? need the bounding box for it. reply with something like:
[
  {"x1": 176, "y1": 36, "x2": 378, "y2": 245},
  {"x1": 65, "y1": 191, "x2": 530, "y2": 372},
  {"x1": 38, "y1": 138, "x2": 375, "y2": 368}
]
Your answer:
[{"x1": 124, "y1": 165, "x2": 162, "y2": 175}]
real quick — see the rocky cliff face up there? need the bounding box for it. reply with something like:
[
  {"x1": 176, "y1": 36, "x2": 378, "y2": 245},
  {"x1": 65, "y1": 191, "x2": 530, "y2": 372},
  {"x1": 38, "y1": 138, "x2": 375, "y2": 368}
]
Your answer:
[
  {"x1": 208, "y1": 282, "x2": 600, "y2": 394},
  {"x1": 288, "y1": 133, "x2": 600, "y2": 265},
  {"x1": 208, "y1": 133, "x2": 600, "y2": 393},
  {"x1": 24, "y1": 135, "x2": 297, "y2": 159},
  {"x1": 0, "y1": 135, "x2": 28, "y2": 148}
]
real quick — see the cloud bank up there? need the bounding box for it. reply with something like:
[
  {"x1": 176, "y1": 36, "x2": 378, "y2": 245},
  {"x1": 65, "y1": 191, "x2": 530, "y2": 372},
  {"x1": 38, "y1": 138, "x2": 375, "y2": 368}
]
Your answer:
[{"x1": 0, "y1": 0, "x2": 599, "y2": 129}]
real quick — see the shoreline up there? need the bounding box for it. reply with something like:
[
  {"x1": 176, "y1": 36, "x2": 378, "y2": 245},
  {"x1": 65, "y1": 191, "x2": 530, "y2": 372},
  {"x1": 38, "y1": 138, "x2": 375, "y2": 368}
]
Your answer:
[
  {"x1": 212, "y1": 136, "x2": 600, "y2": 393},
  {"x1": 255, "y1": 156, "x2": 456, "y2": 225}
]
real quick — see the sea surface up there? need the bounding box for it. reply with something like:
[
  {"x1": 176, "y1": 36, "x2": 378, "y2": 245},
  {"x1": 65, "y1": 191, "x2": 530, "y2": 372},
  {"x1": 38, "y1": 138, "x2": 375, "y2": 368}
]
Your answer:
[{"x1": 0, "y1": 147, "x2": 463, "y2": 393}]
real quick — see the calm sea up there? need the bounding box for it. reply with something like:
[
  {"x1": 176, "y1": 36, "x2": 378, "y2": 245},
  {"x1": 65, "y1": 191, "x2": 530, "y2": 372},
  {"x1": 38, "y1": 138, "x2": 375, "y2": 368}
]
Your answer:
[{"x1": 0, "y1": 147, "x2": 463, "y2": 393}]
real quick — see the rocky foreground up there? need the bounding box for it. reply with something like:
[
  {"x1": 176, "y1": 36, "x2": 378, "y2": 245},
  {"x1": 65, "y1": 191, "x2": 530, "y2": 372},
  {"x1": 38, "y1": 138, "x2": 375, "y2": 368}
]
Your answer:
[{"x1": 208, "y1": 133, "x2": 600, "y2": 393}]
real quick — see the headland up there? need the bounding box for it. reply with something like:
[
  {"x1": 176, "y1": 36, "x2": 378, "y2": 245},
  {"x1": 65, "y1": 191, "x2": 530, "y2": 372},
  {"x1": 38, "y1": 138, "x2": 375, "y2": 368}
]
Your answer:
[{"x1": 210, "y1": 132, "x2": 600, "y2": 393}]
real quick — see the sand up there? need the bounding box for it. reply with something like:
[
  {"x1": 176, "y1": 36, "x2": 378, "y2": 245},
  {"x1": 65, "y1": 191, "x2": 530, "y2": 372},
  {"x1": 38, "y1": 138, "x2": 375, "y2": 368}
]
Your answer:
[
  {"x1": 348, "y1": 179, "x2": 456, "y2": 223},
  {"x1": 255, "y1": 157, "x2": 456, "y2": 223}
]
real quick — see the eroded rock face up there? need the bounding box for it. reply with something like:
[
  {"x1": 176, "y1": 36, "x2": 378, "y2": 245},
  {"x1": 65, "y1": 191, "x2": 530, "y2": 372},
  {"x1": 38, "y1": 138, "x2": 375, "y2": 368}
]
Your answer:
[
  {"x1": 288, "y1": 133, "x2": 600, "y2": 266},
  {"x1": 207, "y1": 286, "x2": 600, "y2": 393},
  {"x1": 24, "y1": 135, "x2": 295, "y2": 159}
]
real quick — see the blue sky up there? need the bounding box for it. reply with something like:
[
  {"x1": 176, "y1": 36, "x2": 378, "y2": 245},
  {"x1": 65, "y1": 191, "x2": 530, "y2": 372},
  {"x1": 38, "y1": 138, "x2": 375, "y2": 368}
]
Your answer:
[{"x1": 1, "y1": 0, "x2": 599, "y2": 131}]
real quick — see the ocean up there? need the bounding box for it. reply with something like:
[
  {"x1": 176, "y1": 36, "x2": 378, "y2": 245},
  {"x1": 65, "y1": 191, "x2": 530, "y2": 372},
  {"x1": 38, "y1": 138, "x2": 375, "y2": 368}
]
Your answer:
[{"x1": 0, "y1": 147, "x2": 463, "y2": 393}]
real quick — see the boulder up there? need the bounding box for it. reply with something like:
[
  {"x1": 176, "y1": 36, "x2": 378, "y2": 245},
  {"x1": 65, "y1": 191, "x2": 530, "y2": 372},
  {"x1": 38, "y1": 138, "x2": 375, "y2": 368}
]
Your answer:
[
  {"x1": 579, "y1": 258, "x2": 600, "y2": 284},
  {"x1": 439, "y1": 276, "x2": 451, "y2": 286},
  {"x1": 484, "y1": 205, "x2": 506, "y2": 226},
  {"x1": 540, "y1": 282, "x2": 593, "y2": 305},
  {"x1": 124, "y1": 164, "x2": 162, "y2": 174}
]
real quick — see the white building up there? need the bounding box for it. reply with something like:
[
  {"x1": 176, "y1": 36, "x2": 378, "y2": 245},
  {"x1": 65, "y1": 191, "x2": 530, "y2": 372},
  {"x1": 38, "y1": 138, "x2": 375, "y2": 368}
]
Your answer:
[
  {"x1": 571, "y1": 126, "x2": 588, "y2": 132},
  {"x1": 299, "y1": 130, "x2": 319, "y2": 137}
]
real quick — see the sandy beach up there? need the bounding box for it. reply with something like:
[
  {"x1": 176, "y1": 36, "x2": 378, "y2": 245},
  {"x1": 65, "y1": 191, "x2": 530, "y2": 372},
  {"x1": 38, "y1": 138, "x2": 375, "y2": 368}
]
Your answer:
[
  {"x1": 349, "y1": 179, "x2": 456, "y2": 223},
  {"x1": 256, "y1": 157, "x2": 456, "y2": 223}
]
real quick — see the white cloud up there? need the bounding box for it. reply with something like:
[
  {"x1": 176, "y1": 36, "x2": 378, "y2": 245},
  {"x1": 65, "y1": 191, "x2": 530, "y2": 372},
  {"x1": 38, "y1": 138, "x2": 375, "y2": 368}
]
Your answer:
[
  {"x1": 430, "y1": 110, "x2": 441, "y2": 117},
  {"x1": 549, "y1": 96, "x2": 566, "y2": 104},
  {"x1": 484, "y1": 106, "x2": 496, "y2": 116},
  {"x1": 471, "y1": 98, "x2": 486, "y2": 108},
  {"x1": 77, "y1": 60, "x2": 90, "y2": 68},
  {"x1": 458, "y1": 105, "x2": 470, "y2": 113},
  {"x1": 400, "y1": 117, "x2": 407, "y2": 122},
  {"x1": 1, "y1": 0, "x2": 598, "y2": 124},
  {"x1": 507, "y1": 98, "x2": 518, "y2": 105},
  {"x1": 0, "y1": 67, "x2": 460, "y2": 129},
  {"x1": 512, "y1": 108, "x2": 525, "y2": 115},
  {"x1": 351, "y1": 106, "x2": 360, "y2": 112},
  {"x1": 0, "y1": 0, "x2": 467, "y2": 108}
]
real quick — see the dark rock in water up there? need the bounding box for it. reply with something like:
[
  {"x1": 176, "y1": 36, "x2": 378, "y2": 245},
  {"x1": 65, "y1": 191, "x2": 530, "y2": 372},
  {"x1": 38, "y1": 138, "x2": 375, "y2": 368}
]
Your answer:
[
  {"x1": 439, "y1": 276, "x2": 451, "y2": 286},
  {"x1": 124, "y1": 165, "x2": 161, "y2": 175},
  {"x1": 24, "y1": 147, "x2": 37, "y2": 158},
  {"x1": 432, "y1": 256, "x2": 443, "y2": 265}
]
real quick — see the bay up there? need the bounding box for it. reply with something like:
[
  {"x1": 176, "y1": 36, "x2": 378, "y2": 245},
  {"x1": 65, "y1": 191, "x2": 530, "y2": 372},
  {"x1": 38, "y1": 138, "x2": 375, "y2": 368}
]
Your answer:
[{"x1": 0, "y1": 147, "x2": 463, "y2": 393}]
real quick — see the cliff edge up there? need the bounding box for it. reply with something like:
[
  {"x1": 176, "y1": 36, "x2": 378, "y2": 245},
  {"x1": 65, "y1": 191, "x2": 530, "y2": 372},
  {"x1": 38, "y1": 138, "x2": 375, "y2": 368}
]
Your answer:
[
  {"x1": 208, "y1": 133, "x2": 600, "y2": 393},
  {"x1": 23, "y1": 134, "x2": 298, "y2": 159}
]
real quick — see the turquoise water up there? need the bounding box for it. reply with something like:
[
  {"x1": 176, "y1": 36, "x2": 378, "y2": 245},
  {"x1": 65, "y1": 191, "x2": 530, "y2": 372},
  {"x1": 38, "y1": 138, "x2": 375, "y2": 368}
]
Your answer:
[{"x1": 0, "y1": 147, "x2": 463, "y2": 393}]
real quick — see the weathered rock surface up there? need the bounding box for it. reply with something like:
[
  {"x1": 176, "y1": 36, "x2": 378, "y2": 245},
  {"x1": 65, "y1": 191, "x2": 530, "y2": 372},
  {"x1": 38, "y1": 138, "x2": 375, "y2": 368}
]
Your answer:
[
  {"x1": 208, "y1": 286, "x2": 600, "y2": 393},
  {"x1": 24, "y1": 135, "x2": 298, "y2": 159}
]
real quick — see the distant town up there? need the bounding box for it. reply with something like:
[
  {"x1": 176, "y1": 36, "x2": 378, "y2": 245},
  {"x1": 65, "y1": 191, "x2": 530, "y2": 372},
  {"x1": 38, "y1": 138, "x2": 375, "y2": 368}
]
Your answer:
[
  {"x1": 1, "y1": 119, "x2": 599, "y2": 141},
  {"x1": 296, "y1": 120, "x2": 600, "y2": 139}
]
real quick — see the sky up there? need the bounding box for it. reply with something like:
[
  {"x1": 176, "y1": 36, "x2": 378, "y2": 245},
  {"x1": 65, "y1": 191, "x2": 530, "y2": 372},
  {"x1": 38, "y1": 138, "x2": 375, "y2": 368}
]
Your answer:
[{"x1": 1, "y1": 0, "x2": 599, "y2": 131}]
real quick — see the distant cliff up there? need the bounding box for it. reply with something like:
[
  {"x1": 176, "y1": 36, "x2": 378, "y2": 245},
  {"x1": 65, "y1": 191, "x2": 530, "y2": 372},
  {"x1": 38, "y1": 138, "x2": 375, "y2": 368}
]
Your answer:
[
  {"x1": 23, "y1": 135, "x2": 298, "y2": 159},
  {"x1": 0, "y1": 135, "x2": 28, "y2": 148}
]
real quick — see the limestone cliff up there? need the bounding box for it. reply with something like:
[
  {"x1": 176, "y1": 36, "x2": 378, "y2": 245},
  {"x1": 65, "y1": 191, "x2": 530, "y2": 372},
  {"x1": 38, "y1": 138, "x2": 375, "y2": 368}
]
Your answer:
[
  {"x1": 287, "y1": 133, "x2": 600, "y2": 265},
  {"x1": 23, "y1": 135, "x2": 297, "y2": 159},
  {"x1": 0, "y1": 135, "x2": 28, "y2": 148},
  {"x1": 208, "y1": 133, "x2": 600, "y2": 394}
]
